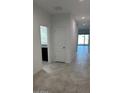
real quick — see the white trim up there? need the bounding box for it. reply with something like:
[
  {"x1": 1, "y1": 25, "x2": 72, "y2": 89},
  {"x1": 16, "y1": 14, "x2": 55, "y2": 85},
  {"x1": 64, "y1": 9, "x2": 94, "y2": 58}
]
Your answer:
[{"x1": 47, "y1": 26, "x2": 52, "y2": 63}]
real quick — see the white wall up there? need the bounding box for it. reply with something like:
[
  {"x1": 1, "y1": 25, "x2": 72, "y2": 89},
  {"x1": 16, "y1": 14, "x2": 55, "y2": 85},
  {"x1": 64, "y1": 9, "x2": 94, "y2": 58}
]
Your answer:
[
  {"x1": 33, "y1": 4, "x2": 51, "y2": 74},
  {"x1": 70, "y1": 16, "x2": 78, "y2": 61},
  {"x1": 51, "y1": 14, "x2": 77, "y2": 63}
]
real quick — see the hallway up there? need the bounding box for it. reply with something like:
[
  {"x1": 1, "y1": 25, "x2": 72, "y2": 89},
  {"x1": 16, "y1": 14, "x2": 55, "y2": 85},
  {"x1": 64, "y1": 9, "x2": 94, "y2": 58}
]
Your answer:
[
  {"x1": 76, "y1": 45, "x2": 89, "y2": 64},
  {"x1": 33, "y1": 46, "x2": 90, "y2": 93}
]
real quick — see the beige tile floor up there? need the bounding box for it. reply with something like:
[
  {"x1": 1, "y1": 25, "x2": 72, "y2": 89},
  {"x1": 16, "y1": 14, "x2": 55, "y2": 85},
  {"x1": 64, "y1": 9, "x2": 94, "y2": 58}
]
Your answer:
[{"x1": 34, "y1": 46, "x2": 90, "y2": 93}]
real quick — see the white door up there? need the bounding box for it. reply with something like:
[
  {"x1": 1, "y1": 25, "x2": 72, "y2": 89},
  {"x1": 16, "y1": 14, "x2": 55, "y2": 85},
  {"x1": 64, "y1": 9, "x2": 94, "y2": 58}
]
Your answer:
[{"x1": 54, "y1": 26, "x2": 66, "y2": 62}]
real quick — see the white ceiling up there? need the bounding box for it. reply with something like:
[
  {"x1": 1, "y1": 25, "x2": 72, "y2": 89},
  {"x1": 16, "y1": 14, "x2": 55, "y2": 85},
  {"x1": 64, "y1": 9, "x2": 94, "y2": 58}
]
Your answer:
[{"x1": 34, "y1": 0, "x2": 90, "y2": 29}]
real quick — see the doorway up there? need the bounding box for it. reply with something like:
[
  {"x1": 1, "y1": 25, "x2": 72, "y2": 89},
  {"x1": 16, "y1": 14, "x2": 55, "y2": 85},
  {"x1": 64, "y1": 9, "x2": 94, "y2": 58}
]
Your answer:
[
  {"x1": 40, "y1": 26, "x2": 48, "y2": 62},
  {"x1": 76, "y1": 34, "x2": 90, "y2": 63},
  {"x1": 53, "y1": 26, "x2": 66, "y2": 63}
]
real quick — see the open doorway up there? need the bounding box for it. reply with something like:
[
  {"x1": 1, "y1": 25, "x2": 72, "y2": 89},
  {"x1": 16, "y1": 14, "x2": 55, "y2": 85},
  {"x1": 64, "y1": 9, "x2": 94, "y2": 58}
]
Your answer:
[
  {"x1": 40, "y1": 26, "x2": 48, "y2": 62},
  {"x1": 76, "y1": 34, "x2": 90, "y2": 63}
]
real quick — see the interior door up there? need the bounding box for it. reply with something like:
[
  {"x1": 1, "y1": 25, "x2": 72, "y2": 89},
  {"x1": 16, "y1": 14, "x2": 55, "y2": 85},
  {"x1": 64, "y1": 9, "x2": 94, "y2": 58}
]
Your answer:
[{"x1": 54, "y1": 26, "x2": 66, "y2": 62}]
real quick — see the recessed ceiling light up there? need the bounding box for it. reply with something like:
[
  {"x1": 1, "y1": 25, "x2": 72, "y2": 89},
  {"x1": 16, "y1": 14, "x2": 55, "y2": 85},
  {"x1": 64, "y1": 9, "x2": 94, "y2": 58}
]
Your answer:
[{"x1": 81, "y1": 17, "x2": 85, "y2": 19}]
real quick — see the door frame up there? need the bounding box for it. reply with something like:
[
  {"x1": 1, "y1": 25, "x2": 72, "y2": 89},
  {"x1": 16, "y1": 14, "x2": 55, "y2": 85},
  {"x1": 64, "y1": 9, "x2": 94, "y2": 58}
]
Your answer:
[{"x1": 39, "y1": 25, "x2": 52, "y2": 63}]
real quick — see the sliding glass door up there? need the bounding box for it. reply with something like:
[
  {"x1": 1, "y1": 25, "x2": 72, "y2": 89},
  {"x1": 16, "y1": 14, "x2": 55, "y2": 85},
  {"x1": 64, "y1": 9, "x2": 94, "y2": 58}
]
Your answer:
[{"x1": 78, "y1": 34, "x2": 89, "y2": 45}]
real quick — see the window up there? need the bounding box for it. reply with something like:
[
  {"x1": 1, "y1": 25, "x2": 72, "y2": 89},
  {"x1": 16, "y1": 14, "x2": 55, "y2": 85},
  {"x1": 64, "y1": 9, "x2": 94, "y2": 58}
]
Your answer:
[
  {"x1": 78, "y1": 34, "x2": 89, "y2": 45},
  {"x1": 40, "y1": 26, "x2": 48, "y2": 45},
  {"x1": 84, "y1": 35, "x2": 89, "y2": 44},
  {"x1": 78, "y1": 35, "x2": 85, "y2": 44}
]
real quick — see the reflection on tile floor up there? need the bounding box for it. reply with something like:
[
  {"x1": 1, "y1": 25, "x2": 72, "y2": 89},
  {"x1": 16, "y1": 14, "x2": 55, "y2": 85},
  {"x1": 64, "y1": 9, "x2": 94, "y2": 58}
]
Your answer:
[{"x1": 34, "y1": 45, "x2": 90, "y2": 93}]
